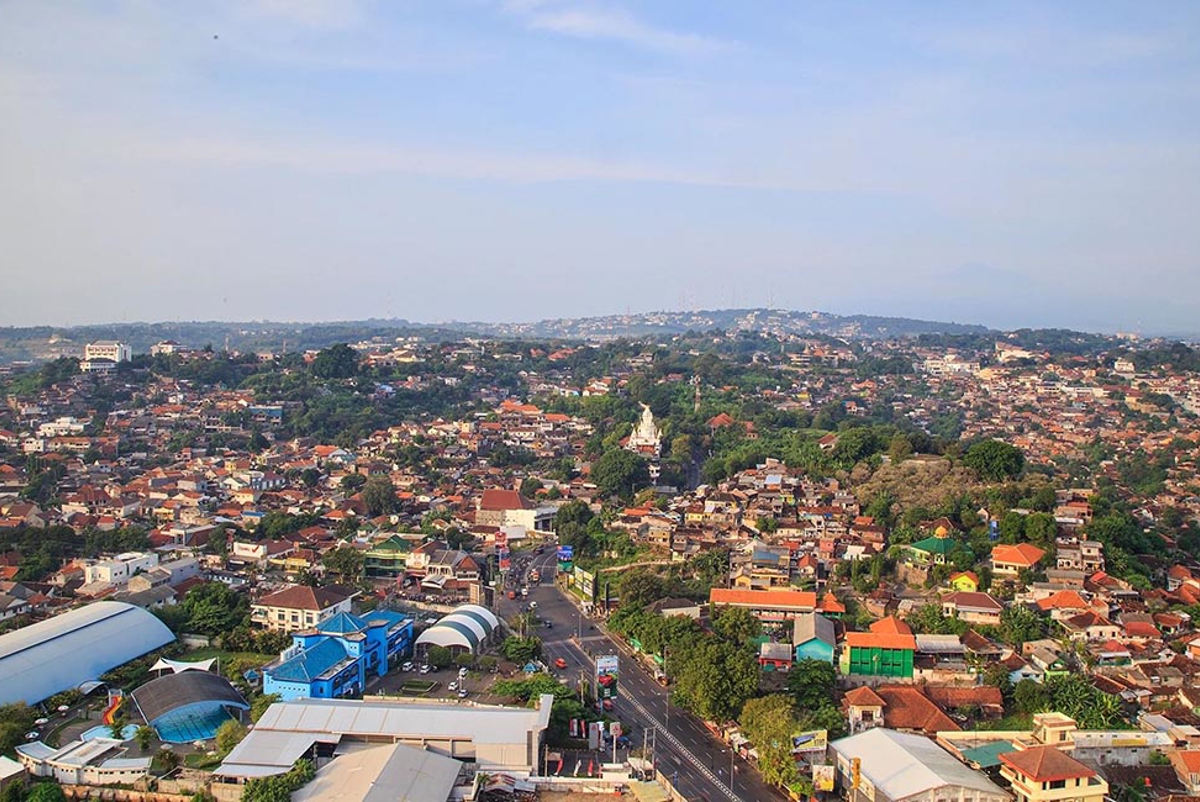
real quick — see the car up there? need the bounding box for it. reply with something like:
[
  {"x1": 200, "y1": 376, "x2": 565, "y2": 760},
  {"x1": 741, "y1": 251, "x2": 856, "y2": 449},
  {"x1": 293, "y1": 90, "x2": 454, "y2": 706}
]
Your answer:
[
  {"x1": 25, "y1": 732, "x2": 39, "y2": 740},
  {"x1": 459, "y1": 667, "x2": 468, "y2": 677},
  {"x1": 544, "y1": 620, "x2": 552, "y2": 629},
  {"x1": 529, "y1": 601, "x2": 538, "y2": 610},
  {"x1": 419, "y1": 665, "x2": 431, "y2": 674},
  {"x1": 458, "y1": 689, "x2": 468, "y2": 698},
  {"x1": 554, "y1": 658, "x2": 568, "y2": 669},
  {"x1": 602, "y1": 699, "x2": 613, "y2": 711},
  {"x1": 401, "y1": 662, "x2": 414, "y2": 672},
  {"x1": 448, "y1": 681, "x2": 458, "y2": 691}
]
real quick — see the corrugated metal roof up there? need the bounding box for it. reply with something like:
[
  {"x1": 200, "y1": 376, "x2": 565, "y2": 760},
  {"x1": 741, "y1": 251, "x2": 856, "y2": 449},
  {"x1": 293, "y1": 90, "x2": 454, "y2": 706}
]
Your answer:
[
  {"x1": 0, "y1": 601, "x2": 175, "y2": 705},
  {"x1": 293, "y1": 743, "x2": 461, "y2": 802},
  {"x1": 831, "y1": 728, "x2": 1008, "y2": 800}
]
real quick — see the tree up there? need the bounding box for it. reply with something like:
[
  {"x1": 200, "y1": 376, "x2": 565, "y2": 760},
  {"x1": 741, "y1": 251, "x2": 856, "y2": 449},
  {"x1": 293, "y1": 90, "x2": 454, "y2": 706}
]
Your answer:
[
  {"x1": 216, "y1": 719, "x2": 248, "y2": 756},
  {"x1": 555, "y1": 500, "x2": 595, "y2": 553},
  {"x1": 786, "y1": 659, "x2": 837, "y2": 711},
  {"x1": 591, "y1": 449, "x2": 650, "y2": 499},
  {"x1": 310, "y1": 344, "x2": 359, "y2": 379},
  {"x1": 361, "y1": 476, "x2": 399, "y2": 517},
  {"x1": 0, "y1": 703, "x2": 37, "y2": 757},
  {"x1": 501, "y1": 636, "x2": 543, "y2": 664},
  {"x1": 180, "y1": 582, "x2": 249, "y2": 637},
  {"x1": 1, "y1": 781, "x2": 26, "y2": 802},
  {"x1": 963, "y1": 439, "x2": 1025, "y2": 481},
  {"x1": 136, "y1": 724, "x2": 154, "y2": 751},
  {"x1": 1013, "y1": 679, "x2": 1051, "y2": 714},
  {"x1": 671, "y1": 639, "x2": 758, "y2": 722},
  {"x1": 712, "y1": 606, "x2": 762, "y2": 646},
  {"x1": 618, "y1": 570, "x2": 666, "y2": 610},
  {"x1": 739, "y1": 695, "x2": 801, "y2": 788},
  {"x1": 427, "y1": 645, "x2": 453, "y2": 669},
  {"x1": 1024, "y1": 512, "x2": 1057, "y2": 545},
  {"x1": 339, "y1": 473, "x2": 366, "y2": 493},
  {"x1": 999, "y1": 604, "x2": 1046, "y2": 647},
  {"x1": 27, "y1": 786, "x2": 67, "y2": 802},
  {"x1": 322, "y1": 546, "x2": 364, "y2": 583},
  {"x1": 888, "y1": 434, "x2": 913, "y2": 463}
]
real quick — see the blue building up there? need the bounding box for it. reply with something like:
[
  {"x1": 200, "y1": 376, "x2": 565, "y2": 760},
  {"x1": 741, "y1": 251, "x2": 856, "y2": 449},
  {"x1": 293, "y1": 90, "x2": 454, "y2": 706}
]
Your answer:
[
  {"x1": 792, "y1": 613, "x2": 836, "y2": 663},
  {"x1": 263, "y1": 611, "x2": 413, "y2": 701}
]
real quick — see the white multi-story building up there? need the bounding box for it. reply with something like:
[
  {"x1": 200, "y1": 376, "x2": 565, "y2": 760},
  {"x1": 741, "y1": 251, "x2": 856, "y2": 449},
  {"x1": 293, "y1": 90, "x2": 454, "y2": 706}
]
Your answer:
[{"x1": 83, "y1": 341, "x2": 131, "y2": 363}]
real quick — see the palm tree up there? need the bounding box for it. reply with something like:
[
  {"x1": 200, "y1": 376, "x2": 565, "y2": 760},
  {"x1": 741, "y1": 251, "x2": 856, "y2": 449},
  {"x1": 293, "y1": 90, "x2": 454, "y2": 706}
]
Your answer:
[{"x1": 135, "y1": 725, "x2": 155, "y2": 751}]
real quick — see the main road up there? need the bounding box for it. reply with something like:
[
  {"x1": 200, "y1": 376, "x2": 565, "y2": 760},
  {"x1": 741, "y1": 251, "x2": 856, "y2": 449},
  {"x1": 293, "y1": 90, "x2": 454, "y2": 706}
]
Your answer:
[{"x1": 498, "y1": 546, "x2": 790, "y2": 802}]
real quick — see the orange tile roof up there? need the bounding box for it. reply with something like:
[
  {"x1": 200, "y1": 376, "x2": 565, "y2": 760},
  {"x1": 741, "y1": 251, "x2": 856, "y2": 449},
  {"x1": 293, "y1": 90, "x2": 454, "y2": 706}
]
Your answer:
[
  {"x1": 992, "y1": 543, "x2": 1046, "y2": 566},
  {"x1": 870, "y1": 616, "x2": 913, "y2": 636},
  {"x1": 708, "y1": 588, "x2": 816, "y2": 610},
  {"x1": 845, "y1": 631, "x2": 916, "y2": 650}
]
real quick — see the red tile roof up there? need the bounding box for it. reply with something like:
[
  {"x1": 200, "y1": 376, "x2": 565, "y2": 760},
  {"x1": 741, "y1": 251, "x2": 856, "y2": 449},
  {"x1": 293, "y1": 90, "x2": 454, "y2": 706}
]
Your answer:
[{"x1": 1000, "y1": 746, "x2": 1095, "y2": 782}]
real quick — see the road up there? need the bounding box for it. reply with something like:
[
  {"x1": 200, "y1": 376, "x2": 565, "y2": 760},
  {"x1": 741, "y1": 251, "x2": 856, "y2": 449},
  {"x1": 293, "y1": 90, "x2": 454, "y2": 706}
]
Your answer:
[{"x1": 498, "y1": 545, "x2": 789, "y2": 802}]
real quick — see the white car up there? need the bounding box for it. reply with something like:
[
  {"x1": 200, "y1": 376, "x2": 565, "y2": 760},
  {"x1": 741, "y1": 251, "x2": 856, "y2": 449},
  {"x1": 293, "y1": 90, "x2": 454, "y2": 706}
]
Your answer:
[
  {"x1": 401, "y1": 662, "x2": 414, "y2": 672},
  {"x1": 448, "y1": 681, "x2": 458, "y2": 691},
  {"x1": 419, "y1": 665, "x2": 431, "y2": 675},
  {"x1": 458, "y1": 689, "x2": 468, "y2": 698}
]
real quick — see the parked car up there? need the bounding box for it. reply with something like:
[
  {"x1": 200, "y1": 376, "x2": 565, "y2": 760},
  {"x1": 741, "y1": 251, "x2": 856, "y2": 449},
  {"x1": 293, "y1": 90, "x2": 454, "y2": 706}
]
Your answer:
[
  {"x1": 458, "y1": 688, "x2": 469, "y2": 698},
  {"x1": 448, "y1": 681, "x2": 458, "y2": 691},
  {"x1": 401, "y1": 661, "x2": 414, "y2": 672},
  {"x1": 602, "y1": 699, "x2": 613, "y2": 711},
  {"x1": 419, "y1": 665, "x2": 431, "y2": 674}
]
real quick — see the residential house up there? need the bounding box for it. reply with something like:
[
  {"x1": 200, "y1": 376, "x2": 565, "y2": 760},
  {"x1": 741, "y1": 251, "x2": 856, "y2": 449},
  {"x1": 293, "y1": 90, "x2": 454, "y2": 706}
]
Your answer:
[
  {"x1": 942, "y1": 592, "x2": 1005, "y2": 627},
  {"x1": 992, "y1": 544, "x2": 1046, "y2": 577},
  {"x1": 998, "y1": 746, "x2": 1107, "y2": 802},
  {"x1": 251, "y1": 585, "x2": 357, "y2": 633}
]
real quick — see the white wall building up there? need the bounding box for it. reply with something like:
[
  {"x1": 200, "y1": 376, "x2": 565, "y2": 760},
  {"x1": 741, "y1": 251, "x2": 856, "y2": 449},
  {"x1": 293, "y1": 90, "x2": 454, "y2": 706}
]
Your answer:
[
  {"x1": 84, "y1": 552, "x2": 160, "y2": 586},
  {"x1": 84, "y1": 341, "x2": 131, "y2": 363}
]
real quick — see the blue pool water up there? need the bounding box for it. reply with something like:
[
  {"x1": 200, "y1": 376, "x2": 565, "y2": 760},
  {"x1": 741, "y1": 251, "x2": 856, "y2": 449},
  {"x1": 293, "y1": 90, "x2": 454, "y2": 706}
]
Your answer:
[
  {"x1": 153, "y1": 708, "x2": 236, "y2": 744},
  {"x1": 81, "y1": 724, "x2": 139, "y2": 742}
]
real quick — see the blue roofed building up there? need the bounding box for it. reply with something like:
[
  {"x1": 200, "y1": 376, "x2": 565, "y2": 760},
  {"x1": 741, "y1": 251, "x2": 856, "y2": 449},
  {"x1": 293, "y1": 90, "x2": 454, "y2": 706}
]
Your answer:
[{"x1": 263, "y1": 610, "x2": 413, "y2": 701}]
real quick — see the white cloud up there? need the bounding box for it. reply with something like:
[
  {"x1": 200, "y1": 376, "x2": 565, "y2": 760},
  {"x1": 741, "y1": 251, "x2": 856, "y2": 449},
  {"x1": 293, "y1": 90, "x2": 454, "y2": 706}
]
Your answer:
[{"x1": 502, "y1": 1, "x2": 728, "y2": 56}]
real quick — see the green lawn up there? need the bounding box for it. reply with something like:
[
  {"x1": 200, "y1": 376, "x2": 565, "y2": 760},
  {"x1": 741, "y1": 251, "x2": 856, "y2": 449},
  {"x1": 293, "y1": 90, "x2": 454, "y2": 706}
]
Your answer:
[
  {"x1": 184, "y1": 752, "x2": 223, "y2": 770},
  {"x1": 399, "y1": 680, "x2": 439, "y2": 695},
  {"x1": 182, "y1": 647, "x2": 276, "y2": 669}
]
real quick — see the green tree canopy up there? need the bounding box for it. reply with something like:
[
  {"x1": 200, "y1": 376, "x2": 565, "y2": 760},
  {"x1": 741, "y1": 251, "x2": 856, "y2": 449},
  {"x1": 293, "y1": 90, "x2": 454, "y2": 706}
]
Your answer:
[
  {"x1": 963, "y1": 439, "x2": 1025, "y2": 481},
  {"x1": 361, "y1": 476, "x2": 399, "y2": 517},
  {"x1": 590, "y1": 449, "x2": 650, "y2": 499},
  {"x1": 310, "y1": 344, "x2": 359, "y2": 379}
]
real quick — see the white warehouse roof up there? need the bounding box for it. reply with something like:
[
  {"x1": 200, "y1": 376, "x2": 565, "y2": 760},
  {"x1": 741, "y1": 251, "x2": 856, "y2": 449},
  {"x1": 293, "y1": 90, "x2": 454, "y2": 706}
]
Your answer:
[
  {"x1": 0, "y1": 601, "x2": 175, "y2": 705},
  {"x1": 831, "y1": 728, "x2": 1009, "y2": 802}
]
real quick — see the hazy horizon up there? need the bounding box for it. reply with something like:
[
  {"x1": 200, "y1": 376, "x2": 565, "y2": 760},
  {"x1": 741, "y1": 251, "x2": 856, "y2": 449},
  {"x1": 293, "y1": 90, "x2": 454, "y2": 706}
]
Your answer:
[{"x1": 3, "y1": 2, "x2": 1199, "y2": 333}]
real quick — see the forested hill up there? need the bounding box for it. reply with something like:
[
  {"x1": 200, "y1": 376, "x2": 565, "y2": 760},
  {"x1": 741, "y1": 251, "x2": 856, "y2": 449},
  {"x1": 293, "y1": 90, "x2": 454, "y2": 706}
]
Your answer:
[{"x1": 0, "y1": 309, "x2": 990, "y2": 363}]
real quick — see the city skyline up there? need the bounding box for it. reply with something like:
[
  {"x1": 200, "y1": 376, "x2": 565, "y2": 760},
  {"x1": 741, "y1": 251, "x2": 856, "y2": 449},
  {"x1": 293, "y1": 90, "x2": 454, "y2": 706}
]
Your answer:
[{"x1": 2, "y1": 1, "x2": 1199, "y2": 333}]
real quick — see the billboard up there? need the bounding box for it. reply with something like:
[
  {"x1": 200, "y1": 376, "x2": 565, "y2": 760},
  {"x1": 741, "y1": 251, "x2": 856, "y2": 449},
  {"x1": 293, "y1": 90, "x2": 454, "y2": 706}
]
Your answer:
[
  {"x1": 812, "y1": 764, "x2": 835, "y2": 793},
  {"x1": 791, "y1": 730, "x2": 828, "y2": 754},
  {"x1": 596, "y1": 654, "x2": 619, "y2": 700},
  {"x1": 499, "y1": 548, "x2": 511, "y2": 571},
  {"x1": 557, "y1": 545, "x2": 574, "y2": 561},
  {"x1": 496, "y1": 530, "x2": 508, "y2": 550},
  {"x1": 574, "y1": 567, "x2": 596, "y2": 601}
]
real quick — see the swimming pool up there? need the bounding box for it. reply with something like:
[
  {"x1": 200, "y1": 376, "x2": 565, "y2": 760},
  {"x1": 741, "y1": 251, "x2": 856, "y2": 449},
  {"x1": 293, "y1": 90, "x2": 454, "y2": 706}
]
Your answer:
[{"x1": 81, "y1": 724, "x2": 139, "y2": 742}]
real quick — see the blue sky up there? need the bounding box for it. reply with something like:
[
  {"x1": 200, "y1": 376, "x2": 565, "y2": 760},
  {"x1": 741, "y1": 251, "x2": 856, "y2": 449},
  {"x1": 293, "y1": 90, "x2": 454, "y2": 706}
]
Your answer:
[{"x1": 1, "y1": 1, "x2": 1198, "y2": 333}]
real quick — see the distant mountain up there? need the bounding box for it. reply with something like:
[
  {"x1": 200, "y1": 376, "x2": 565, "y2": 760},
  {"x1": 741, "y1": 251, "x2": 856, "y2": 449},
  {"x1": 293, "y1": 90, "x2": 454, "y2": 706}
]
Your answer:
[
  {"x1": 448, "y1": 308, "x2": 993, "y2": 340},
  {"x1": 0, "y1": 308, "x2": 991, "y2": 363}
]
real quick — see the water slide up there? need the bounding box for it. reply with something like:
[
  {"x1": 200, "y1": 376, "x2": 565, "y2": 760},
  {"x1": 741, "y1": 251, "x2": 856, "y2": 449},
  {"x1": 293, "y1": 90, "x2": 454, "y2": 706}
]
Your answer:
[{"x1": 101, "y1": 692, "x2": 123, "y2": 725}]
